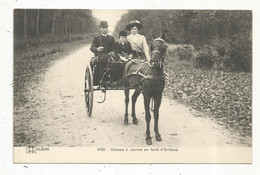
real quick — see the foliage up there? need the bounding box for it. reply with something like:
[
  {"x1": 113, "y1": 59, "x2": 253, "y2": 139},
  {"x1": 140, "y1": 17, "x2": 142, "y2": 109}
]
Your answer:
[
  {"x1": 192, "y1": 45, "x2": 219, "y2": 69},
  {"x1": 14, "y1": 9, "x2": 98, "y2": 38},
  {"x1": 229, "y1": 35, "x2": 252, "y2": 72},
  {"x1": 177, "y1": 45, "x2": 195, "y2": 61},
  {"x1": 14, "y1": 33, "x2": 94, "y2": 59},
  {"x1": 163, "y1": 60, "x2": 252, "y2": 137},
  {"x1": 164, "y1": 45, "x2": 252, "y2": 137},
  {"x1": 115, "y1": 10, "x2": 252, "y2": 72}
]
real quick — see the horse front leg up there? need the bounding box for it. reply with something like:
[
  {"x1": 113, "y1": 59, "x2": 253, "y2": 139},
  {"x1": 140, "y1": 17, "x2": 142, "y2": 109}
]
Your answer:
[
  {"x1": 154, "y1": 95, "x2": 162, "y2": 141},
  {"x1": 144, "y1": 95, "x2": 152, "y2": 145},
  {"x1": 124, "y1": 89, "x2": 130, "y2": 125},
  {"x1": 131, "y1": 89, "x2": 141, "y2": 125}
]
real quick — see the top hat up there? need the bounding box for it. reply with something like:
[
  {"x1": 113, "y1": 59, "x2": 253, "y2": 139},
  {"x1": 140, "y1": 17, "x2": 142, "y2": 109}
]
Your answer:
[
  {"x1": 126, "y1": 20, "x2": 143, "y2": 31},
  {"x1": 119, "y1": 30, "x2": 127, "y2": 37},
  {"x1": 99, "y1": 20, "x2": 109, "y2": 28}
]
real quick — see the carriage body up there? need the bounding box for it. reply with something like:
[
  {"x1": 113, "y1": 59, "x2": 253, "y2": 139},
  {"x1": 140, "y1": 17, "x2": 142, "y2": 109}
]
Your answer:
[
  {"x1": 92, "y1": 55, "x2": 126, "y2": 88},
  {"x1": 84, "y1": 55, "x2": 136, "y2": 116}
]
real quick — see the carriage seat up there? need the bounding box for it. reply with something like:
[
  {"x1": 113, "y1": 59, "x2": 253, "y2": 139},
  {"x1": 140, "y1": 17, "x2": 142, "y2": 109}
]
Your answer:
[
  {"x1": 92, "y1": 54, "x2": 126, "y2": 85},
  {"x1": 109, "y1": 61, "x2": 126, "y2": 83}
]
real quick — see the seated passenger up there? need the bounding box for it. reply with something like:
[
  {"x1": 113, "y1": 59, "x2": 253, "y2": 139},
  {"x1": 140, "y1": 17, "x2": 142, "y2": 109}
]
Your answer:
[
  {"x1": 114, "y1": 30, "x2": 133, "y2": 62},
  {"x1": 90, "y1": 20, "x2": 115, "y2": 67},
  {"x1": 126, "y1": 20, "x2": 151, "y2": 61},
  {"x1": 90, "y1": 20, "x2": 115, "y2": 85}
]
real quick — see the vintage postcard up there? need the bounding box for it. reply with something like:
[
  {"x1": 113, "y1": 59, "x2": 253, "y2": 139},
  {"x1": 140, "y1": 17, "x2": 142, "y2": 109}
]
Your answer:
[{"x1": 13, "y1": 8, "x2": 252, "y2": 163}]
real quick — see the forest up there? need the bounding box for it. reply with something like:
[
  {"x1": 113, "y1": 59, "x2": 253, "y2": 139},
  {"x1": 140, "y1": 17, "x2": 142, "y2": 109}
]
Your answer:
[
  {"x1": 13, "y1": 9, "x2": 99, "y2": 107},
  {"x1": 14, "y1": 9, "x2": 98, "y2": 78},
  {"x1": 14, "y1": 9, "x2": 98, "y2": 55},
  {"x1": 14, "y1": 9, "x2": 97, "y2": 39},
  {"x1": 14, "y1": 10, "x2": 252, "y2": 137},
  {"x1": 114, "y1": 10, "x2": 252, "y2": 72}
]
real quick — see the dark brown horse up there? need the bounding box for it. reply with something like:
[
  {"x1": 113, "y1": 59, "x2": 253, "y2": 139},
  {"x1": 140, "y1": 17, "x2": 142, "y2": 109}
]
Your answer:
[{"x1": 123, "y1": 35, "x2": 167, "y2": 145}]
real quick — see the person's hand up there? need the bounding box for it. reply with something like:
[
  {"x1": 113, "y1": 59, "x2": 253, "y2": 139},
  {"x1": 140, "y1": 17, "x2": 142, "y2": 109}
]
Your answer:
[
  {"x1": 97, "y1": 46, "x2": 104, "y2": 52},
  {"x1": 120, "y1": 56, "x2": 129, "y2": 62},
  {"x1": 108, "y1": 52, "x2": 115, "y2": 56},
  {"x1": 129, "y1": 54, "x2": 133, "y2": 59}
]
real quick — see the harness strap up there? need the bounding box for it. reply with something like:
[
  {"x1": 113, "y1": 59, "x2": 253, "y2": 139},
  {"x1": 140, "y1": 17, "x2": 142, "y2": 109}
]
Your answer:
[
  {"x1": 115, "y1": 62, "x2": 165, "y2": 90},
  {"x1": 145, "y1": 75, "x2": 165, "y2": 80},
  {"x1": 138, "y1": 62, "x2": 165, "y2": 81}
]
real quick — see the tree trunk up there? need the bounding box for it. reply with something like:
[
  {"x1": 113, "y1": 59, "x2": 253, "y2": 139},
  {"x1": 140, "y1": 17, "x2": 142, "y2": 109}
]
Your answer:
[
  {"x1": 36, "y1": 9, "x2": 39, "y2": 36},
  {"x1": 23, "y1": 9, "x2": 27, "y2": 39},
  {"x1": 64, "y1": 20, "x2": 67, "y2": 36},
  {"x1": 68, "y1": 17, "x2": 71, "y2": 36},
  {"x1": 52, "y1": 14, "x2": 55, "y2": 35},
  {"x1": 30, "y1": 10, "x2": 34, "y2": 36}
]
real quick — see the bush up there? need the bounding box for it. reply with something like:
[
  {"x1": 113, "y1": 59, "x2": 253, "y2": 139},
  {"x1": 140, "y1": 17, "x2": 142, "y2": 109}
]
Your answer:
[
  {"x1": 209, "y1": 37, "x2": 252, "y2": 72},
  {"x1": 166, "y1": 44, "x2": 195, "y2": 62},
  {"x1": 229, "y1": 35, "x2": 252, "y2": 72},
  {"x1": 192, "y1": 45, "x2": 219, "y2": 69},
  {"x1": 176, "y1": 45, "x2": 195, "y2": 61},
  {"x1": 166, "y1": 44, "x2": 181, "y2": 62}
]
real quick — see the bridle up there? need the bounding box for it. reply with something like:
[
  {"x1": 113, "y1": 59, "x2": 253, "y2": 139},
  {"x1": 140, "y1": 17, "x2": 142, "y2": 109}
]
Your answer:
[{"x1": 150, "y1": 38, "x2": 167, "y2": 68}]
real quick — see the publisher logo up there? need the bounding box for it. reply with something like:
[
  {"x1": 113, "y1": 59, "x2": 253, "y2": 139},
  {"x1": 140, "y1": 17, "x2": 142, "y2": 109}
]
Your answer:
[
  {"x1": 26, "y1": 146, "x2": 37, "y2": 154},
  {"x1": 25, "y1": 146, "x2": 49, "y2": 154}
]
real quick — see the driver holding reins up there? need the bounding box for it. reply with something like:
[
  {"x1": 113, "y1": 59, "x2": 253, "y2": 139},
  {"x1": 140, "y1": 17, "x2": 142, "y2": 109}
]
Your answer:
[{"x1": 90, "y1": 20, "x2": 115, "y2": 68}]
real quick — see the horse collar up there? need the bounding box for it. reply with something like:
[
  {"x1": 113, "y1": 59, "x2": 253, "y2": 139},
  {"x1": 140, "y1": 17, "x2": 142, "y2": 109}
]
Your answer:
[{"x1": 154, "y1": 38, "x2": 165, "y2": 44}]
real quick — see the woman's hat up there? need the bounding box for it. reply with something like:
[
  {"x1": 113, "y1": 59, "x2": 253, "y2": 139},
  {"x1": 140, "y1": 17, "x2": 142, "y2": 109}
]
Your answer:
[
  {"x1": 99, "y1": 20, "x2": 109, "y2": 28},
  {"x1": 126, "y1": 20, "x2": 143, "y2": 31},
  {"x1": 119, "y1": 30, "x2": 127, "y2": 37}
]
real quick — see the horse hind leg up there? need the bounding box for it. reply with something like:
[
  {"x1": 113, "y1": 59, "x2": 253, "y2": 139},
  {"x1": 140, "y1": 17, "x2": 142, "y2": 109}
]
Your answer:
[
  {"x1": 124, "y1": 90, "x2": 130, "y2": 125},
  {"x1": 154, "y1": 95, "x2": 162, "y2": 142},
  {"x1": 131, "y1": 89, "x2": 141, "y2": 125}
]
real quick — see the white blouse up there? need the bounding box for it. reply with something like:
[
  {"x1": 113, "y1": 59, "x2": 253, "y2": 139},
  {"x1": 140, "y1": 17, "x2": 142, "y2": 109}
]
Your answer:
[{"x1": 127, "y1": 33, "x2": 151, "y2": 60}]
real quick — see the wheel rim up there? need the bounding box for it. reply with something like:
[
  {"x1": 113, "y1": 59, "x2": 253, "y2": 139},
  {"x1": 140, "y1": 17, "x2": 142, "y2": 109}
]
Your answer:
[{"x1": 84, "y1": 66, "x2": 93, "y2": 116}]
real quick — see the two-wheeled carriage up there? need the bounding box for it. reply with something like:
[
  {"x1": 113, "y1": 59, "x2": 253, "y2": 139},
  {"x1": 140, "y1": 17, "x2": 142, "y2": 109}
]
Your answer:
[
  {"x1": 84, "y1": 55, "x2": 145, "y2": 116},
  {"x1": 85, "y1": 37, "x2": 167, "y2": 145}
]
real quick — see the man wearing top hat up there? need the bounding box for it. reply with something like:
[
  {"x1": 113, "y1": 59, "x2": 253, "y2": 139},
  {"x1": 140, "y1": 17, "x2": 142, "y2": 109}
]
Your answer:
[
  {"x1": 90, "y1": 20, "x2": 115, "y2": 85},
  {"x1": 90, "y1": 20, "x2": 115, "y2": 67}
]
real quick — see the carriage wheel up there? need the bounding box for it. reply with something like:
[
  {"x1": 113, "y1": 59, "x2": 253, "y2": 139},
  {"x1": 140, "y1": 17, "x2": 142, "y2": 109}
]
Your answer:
[
  {"x1": 150, "y1": 97, "x2": 154, "y2": 112},
  {"x1": 84, "y1": 65, "x2": 94, "y2": 117}
]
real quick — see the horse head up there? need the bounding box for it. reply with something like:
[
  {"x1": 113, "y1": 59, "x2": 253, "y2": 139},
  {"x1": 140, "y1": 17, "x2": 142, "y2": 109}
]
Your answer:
[{"x1": 149, "y1": 34, "x2": 167, "y2": 68}]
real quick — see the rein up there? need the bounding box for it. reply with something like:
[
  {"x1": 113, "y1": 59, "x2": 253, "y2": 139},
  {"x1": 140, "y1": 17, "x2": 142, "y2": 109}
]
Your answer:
[
  {"x1": 139, "y1": 38, "x2": 167, "y2": 81},
  {"x1": 138, "y1": 62, "x2": 165, "y2": 81}
]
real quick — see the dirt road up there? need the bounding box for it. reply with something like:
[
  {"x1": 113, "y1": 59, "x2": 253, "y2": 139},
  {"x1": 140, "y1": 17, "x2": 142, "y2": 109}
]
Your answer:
[{"x1": 13, "y1": 45, "x2": 252, "y2": 147}]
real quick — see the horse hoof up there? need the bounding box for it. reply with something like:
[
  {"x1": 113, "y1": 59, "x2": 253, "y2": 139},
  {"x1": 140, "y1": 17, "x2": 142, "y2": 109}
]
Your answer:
[
  {"x1": 156, "y1": 135, "x2": 162, "y2": 142},
  {"x1": 146, "y1": 138, "x2": 152, "y2": 145},
  {"x1": 133, "y1": 119, "x2": 138, "y2": 125},
  {"x1": 124, "y1": 120, "x2": 129, "y2": 125}
]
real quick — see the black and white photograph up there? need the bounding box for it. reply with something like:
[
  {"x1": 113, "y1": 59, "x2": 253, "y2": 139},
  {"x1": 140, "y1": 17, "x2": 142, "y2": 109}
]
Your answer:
[{"x1": 11, "y1": 8, "x2": 253, "y2": 163}]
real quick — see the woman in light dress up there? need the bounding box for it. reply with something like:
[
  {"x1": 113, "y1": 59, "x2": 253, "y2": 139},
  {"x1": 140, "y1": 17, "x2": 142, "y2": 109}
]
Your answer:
[{"x1": 126, "y1": 20, "x2": 151, "y2": 61}]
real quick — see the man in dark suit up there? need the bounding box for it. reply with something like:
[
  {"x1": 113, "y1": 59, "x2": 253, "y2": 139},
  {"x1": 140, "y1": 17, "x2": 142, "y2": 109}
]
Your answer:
[
  {"x1": 90, "y1": 21, "x2": 115, "y2": 84},
  {"x1": 90, "y1": 21, "x2": 115, "y2": 61}
]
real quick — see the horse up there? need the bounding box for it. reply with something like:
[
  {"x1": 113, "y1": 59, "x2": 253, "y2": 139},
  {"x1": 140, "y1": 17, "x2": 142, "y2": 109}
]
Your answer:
[{"x1": 123, "y1": 35, "x2": 167, "y2": 145}]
